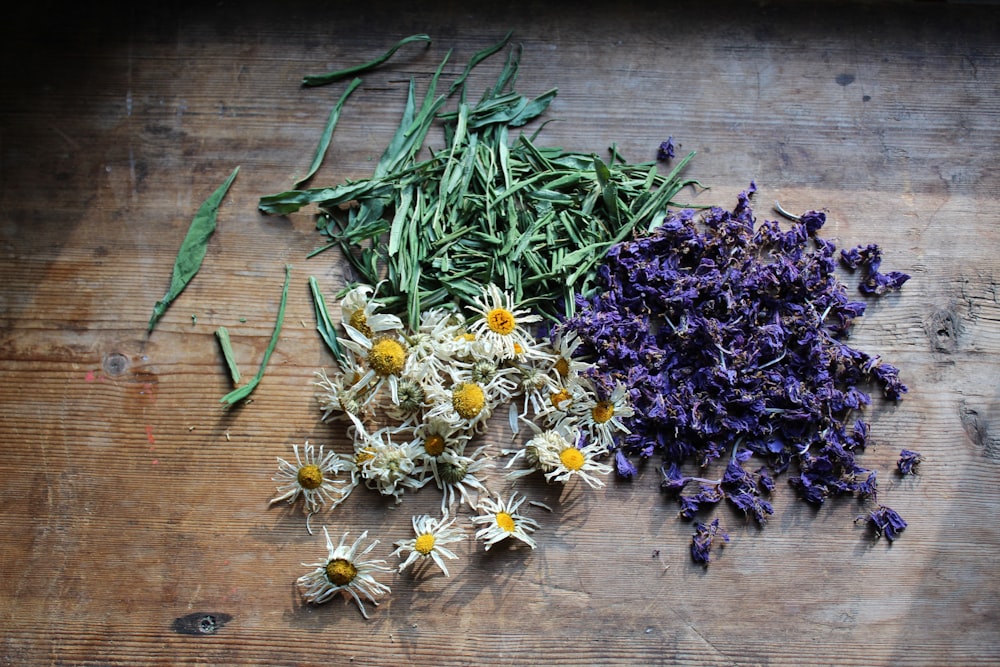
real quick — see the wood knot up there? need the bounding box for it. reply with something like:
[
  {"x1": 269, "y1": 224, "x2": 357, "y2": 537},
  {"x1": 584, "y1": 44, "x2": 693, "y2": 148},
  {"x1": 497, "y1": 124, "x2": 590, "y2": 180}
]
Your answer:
[{"x1": 102, "y1": 352, "x2": 129, "y2": 376}]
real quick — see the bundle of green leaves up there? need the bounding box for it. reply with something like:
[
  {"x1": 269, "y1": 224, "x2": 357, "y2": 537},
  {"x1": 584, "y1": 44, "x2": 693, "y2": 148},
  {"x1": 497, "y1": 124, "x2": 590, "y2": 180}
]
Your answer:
[{"x1": 258, "y1": 33, "x2": 702, "y2": 328}]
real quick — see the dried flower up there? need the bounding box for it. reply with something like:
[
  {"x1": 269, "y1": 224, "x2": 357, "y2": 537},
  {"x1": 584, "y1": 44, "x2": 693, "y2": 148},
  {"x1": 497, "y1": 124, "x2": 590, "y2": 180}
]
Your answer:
[
  {"x1": 391, "y1": 512, "x2": 466, "y2": 577},
  {"x1": 468, "y1": 283, "x2": 543, "y2": 361},
  {"x1": 566, "y1": 184, "x2": 911, "y2": 545},
  {"x1": 691, "y1": 518, "x2": 728, "y2": 566},
  {"x1": 297, "y1": 528, "x2": 392, "y2": 618},
  {"x1": 472, "y1": 492, "x2": 540, "y2": 551},
  {"x1": 269, "y1": 442, "x2": 356, "y2": 530},
  {"x1": 861, "y1": 505, "x2": 908, "y2": 542},
  {"x1": 657, "y1": 136, "x2": 676, "y2": 161},
  {"x1": 897, "y1": 449, "x2": 924, "y2": 475}
]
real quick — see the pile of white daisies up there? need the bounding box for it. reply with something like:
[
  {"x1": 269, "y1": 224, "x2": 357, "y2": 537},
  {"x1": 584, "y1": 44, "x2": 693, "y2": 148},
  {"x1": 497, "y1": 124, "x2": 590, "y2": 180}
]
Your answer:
[{"x1": 268, "y1": 282, "x2": 634, "y2": 618}]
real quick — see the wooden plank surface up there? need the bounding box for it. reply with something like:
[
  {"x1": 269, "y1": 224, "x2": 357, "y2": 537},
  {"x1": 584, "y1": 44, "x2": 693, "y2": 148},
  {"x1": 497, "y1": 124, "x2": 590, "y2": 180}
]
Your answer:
[{"x1": 2, "y1": 1, "x2": 999, "y2": 665}]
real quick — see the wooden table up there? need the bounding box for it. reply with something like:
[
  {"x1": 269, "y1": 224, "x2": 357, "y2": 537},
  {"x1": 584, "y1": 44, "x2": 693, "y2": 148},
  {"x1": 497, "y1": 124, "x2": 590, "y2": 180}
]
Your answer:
[{"x1": 3, "y1": 1, "x2": 998, "y2": 665}]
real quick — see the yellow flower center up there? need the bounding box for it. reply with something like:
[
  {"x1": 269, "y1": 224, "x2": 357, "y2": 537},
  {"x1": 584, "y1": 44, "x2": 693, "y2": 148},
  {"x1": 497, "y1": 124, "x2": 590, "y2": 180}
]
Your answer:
[
  {"x1": 296, "y1": 464, "x2": 324, "y2": 490},
  {"x1": 550, "y1": 388, "x2": 572, "y2": 409},
  {"x1": 559, "y1": 447, "x2": 585, "y2": 471},
  {"x1": 513, "y1": 342, "x2": 524, "y2": 355},
  {"x1": 424, "y1": 433, "x2": 446, "y2": 457},
  {"x1": 325, "y1": 558, "x2": 357, "y2": 586},
  {"x1": 486, "y1": 308, "x2": 517, "y2": 335},
  {"x1": 348, "y1": 309, "x2": 373, "y2": 338},
  {"x1": 496, "y1": 511, "x2": 516, "y2": 532},
  {"x1": 592, "y1": 401, "x2": 615, "y2": 424},
  {"x1": 355, "y1": 448, "x2": 375, "y2": 466},
  {"x1": 414, "y1": 533, "x2": 436, "y2": 555},
  {"x1": 452, "y1": 383, "x2": 486, "y2": 419},
  {"x1": 368, "y1": 337, "x2": 406, "y2": 376},
  {"x1": 554, "y1": 357, "x2": 570, "y2": 378}
]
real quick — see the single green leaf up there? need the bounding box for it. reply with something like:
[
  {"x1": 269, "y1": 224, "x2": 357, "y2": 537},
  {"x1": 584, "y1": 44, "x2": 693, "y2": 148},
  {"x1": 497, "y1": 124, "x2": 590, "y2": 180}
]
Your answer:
[
  {"x1": 148, "y1": 166, "x2": 239, "y2": 334},
  {"x1": 220, "y1": 265, "x2": 291, "y2": 407},
  {"x1": 309, "y1": 276, "x2": 345, "y2": 364},
  {"x1": 215, "y1": 326, "x2": 242, "y2": 385},
  {"x1": 293, "y1": 77, "x2": 362, "y2": 188},
  {"x1": 448, "y1": 30, "x2": 513, "y2": 98},
  {"x1": 302, "y1": 34, "x2": 432, "y2": 87}
]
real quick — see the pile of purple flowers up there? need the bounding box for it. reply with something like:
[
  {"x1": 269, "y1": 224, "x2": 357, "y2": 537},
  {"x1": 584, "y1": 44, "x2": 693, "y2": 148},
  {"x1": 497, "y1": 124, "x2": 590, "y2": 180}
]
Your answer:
[{"x1": 566, "y1": 183, "x2": 912, "y2": 564}]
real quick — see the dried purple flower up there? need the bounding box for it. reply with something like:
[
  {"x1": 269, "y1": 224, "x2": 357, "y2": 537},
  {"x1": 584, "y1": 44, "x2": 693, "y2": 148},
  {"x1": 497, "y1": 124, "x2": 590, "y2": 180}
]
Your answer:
[
  {"x1": 657, "y1": 137, "x2": 676, "y2": 161},
  {"x1": 691, "y1": 518, "x2": 728, "y2": 566},
  {"x1": 897, "y1": 449, "x2": 924, "y2": 475},
  {"x1": 840, "y1": 243, "x2": 911, "y2": 295},
  {"x1": 565, "y1": 185, "x2": 912, "y2": 552},
  {"x1": 862, "y1": 505, "x2": 907, "y2": 542}
]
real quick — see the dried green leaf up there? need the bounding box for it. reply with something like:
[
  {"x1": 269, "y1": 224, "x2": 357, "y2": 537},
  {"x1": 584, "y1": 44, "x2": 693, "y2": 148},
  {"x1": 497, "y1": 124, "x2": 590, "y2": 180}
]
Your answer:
[
  {"x1": 309, "y1": 276, "x2": 345, "y2": 364},
  {"x1": 215, "y1": 326, "x2": 242, "y2": 385},
  {"x1": 294, "y1": 77, "x2": 362, "y2": 188},
  {"x1": 148, "y1": 166, "x2": 239, "y2": 334},
  {"x1": 220, "y1": 265, "x2": 291, "y2": 407},
  {"x1": 302, "y1": 34, "x2": 431, "y2": 87}
]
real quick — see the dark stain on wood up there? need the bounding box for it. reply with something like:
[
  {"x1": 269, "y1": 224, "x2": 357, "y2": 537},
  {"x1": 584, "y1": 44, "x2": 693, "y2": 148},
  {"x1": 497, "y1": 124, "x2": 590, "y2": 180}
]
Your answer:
[
  {"x1": 926, "y1": 307, "x2": 962, "y2": 354},
  {"x1": 172, "y1": 612, "x2": 233, "y2": 636},
  {"x1": 960, "y1": 402, "x2": 1000, "y2": 461}
]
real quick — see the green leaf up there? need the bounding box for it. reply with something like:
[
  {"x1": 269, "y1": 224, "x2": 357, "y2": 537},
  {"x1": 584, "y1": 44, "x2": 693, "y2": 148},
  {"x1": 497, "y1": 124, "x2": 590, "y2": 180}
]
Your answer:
[
  {"x1": 148, "y1": 166, "x2": 239, "y2": 334},
  {"x1": 302, "y1": 34, "x2": 432, "y2": 87},
  {"x1": 215, "y1": 326, "x2": 242, "y2": 385},
  {"x1": 220, "y1": 265, "x2": 291, "y2": 407},
  {"x1": 293, "y1": 77, "x2": 362, "y2": 188},
  {"x1": 448, "y1": 30, "x2": 513, "y2": 98},
  {"x1": 257, "y1": 179, "x2": 379, "y2": 216},
  {"x1": 309, "y1": 276, "x2": 345, "y2": 364}
]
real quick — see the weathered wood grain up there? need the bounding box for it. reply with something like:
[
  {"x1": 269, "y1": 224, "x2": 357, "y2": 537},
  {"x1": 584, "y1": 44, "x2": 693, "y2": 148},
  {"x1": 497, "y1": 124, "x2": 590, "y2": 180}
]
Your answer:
[{"x1": 2, "y1": 1, "x2": 999, "y2": 665}]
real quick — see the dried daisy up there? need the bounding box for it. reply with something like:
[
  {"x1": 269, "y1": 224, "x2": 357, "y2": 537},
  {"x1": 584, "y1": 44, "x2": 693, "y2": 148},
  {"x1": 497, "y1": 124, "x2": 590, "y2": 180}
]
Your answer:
[
  {"x1": 433, "y1": 446, "x2": 493, "y2": 514},
  {"x1": 297, "y1": 528, "x2": 392, "y2": 619},
  {"x1": 269, "y1": 442, "x2": 356, "y2": 532},
  {"x1": 571, "y1": 379, "x2": 634, "y2": 450},
  {"x1": 543, "y1": 434, "x2": 613, "y2": 489},
  {"x1": 472, "y1": 492, "x2": 540, "y2": 551},
  {"x1": 391, "y1": 512, "x2": 466, "y2": 577},
  {"x1": 354, "y1": 427, "x2": 425, "y2": 503},
  {"x1": 468, "y1": 283, "x2": 542, "y2": 361},
  {"x1": 339, "y1": 282, "x2": 403, "y2": 340}
]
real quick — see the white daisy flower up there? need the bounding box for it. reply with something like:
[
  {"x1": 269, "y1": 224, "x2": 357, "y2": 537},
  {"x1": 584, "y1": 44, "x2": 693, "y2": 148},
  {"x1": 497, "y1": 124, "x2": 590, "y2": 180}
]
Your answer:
[
  {"x1": 382, "y1": 371, "x2": 430, "y2": 425},
  {"x1": 472, "y1": 492, "x2": 540, "y2": 551},
  {"x1": 354, "y1": 427, "x2": 425, "y2": 503},
  {"x1": 297, "y1": 528, "x2": 392, "y2": 619},
  {"x1": 510, "y1": 360, "x2": 559, "y2": 426},
  {"x1": 425, "y1": 379, "x2": 495, "y2": 433},
  {"x1": 548, "y1": 329, "x2": 593, "y2": 384},
  {"x1": 269, "y1": 442, "x2": 357, "y2": 531},
  {"x1": 314, "y1": 356, "x2": 373, "y2": 427},
  {"x1": 391, "y1": 512, "x2": 466, "y2": 577},
  {"x1": 572, "y1": 379, "x2": 634, "y2": 450},
  {"x1": 433, "y1": 446, "x2": 493, "y2": 514},
  {"x1": 543, "y1": 434, "x2": 613, "y2": 489},
  {"x1": 504, "y1": 423, "x2": 571, "y2": 481},
  {"x1": 459, "y1": 354, "x2": 521, "y2": 404},
  {"x1": 340, "y1": 329, "x2": 412, "y2": 406},
  {"x1": 412, "y1": 416, "x2": 471, "y2": 473},
  {"x1": 468, "y1": 283, "x2": 542, "y2": 361},
  {"x1": 534, "y1": 380, "x2": 589, "y2": 429},
  {"x1": 339, "y1": 282, "x2": 403, "y2": 341},
  {"x1": 406, "y1": 307, "x2": 466, "y2": 377}
]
